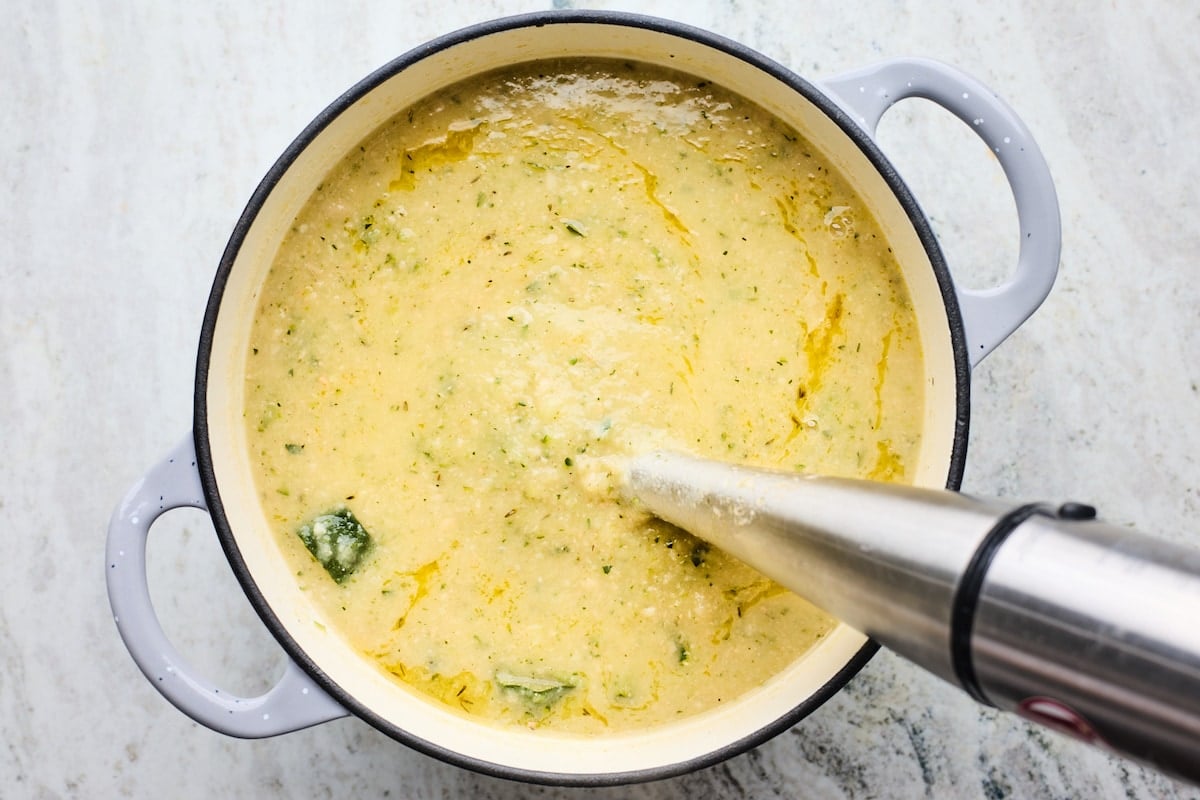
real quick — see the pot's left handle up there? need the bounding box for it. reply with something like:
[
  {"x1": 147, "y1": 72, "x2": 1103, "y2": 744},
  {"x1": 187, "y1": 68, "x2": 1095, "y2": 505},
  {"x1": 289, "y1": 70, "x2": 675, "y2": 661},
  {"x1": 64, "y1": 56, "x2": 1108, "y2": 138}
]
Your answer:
[
  {"x1": 821, "y1": 58, "x2": 1061, "y2": 367},
  {"x1": 106, "y1": 434, "x2": 349, "y2": 737}
]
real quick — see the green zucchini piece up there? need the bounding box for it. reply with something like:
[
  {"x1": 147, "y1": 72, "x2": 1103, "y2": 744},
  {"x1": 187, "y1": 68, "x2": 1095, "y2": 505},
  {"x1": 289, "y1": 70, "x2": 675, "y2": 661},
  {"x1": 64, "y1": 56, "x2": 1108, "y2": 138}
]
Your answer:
[
  {"x1": 495, "y1": 670, "x2": 577, "y2": 711},
  {"x1": 297, "y1": 507, "x2": 372, "y2": 583}
]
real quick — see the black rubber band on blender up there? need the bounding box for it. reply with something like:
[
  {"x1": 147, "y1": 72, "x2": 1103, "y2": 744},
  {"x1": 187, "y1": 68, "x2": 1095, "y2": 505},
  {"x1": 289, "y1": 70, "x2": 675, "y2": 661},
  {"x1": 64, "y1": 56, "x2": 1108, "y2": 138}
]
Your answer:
[{"x1": 950, "y1": 502, "x2": 1053, "y2": 705}]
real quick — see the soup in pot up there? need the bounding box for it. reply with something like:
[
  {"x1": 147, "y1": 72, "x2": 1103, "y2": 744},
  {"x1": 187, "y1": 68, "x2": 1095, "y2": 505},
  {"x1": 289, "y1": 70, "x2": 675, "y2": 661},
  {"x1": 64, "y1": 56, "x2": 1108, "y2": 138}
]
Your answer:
[{"x1": 244, "y1": 59, "x2": 923, "y2": 733}]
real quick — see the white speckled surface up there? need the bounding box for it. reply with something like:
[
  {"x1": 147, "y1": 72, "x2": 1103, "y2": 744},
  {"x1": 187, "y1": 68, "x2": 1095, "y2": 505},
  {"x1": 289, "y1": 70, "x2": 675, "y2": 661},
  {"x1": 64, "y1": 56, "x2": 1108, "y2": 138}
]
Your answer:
[{"x1": 3, "y1": 1, "x2": 1200, "y2": 797}]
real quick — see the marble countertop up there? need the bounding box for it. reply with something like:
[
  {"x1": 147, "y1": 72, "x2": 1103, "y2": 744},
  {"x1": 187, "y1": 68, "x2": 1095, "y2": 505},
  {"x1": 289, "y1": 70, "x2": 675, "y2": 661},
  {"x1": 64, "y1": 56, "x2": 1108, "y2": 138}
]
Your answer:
[{"x1": 4, "y1": 1, "x2": 1199, "y2": 797}]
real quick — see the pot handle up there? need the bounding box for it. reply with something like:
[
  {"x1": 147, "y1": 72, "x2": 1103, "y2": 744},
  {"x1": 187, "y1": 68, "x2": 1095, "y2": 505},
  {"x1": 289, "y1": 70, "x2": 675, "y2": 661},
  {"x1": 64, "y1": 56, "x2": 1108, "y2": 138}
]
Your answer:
[
  {"x1": 106, "y1": 434, "x2": 349, "y2": 737},
  {"x1": 820, "y1": 58, "x2": 1060, "y2": 367}
]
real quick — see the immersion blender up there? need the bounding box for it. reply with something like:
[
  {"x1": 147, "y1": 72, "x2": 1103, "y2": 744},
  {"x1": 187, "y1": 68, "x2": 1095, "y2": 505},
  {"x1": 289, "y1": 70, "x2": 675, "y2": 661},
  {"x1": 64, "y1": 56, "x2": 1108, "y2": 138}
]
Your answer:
[{"x1": 625, "y1": 451, "x2": 1200, "y2": 785}]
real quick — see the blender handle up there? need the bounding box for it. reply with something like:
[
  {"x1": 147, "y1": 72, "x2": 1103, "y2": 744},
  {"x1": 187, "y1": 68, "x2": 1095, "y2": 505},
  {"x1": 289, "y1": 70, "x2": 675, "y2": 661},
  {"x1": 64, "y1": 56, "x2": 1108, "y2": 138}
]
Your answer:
[
  {"x1": 966, "y1": 509, "x2": 1200, "y2": 785},
  {"x1": 821, "y1": 58, "x2": 1061, "y2": 367}
]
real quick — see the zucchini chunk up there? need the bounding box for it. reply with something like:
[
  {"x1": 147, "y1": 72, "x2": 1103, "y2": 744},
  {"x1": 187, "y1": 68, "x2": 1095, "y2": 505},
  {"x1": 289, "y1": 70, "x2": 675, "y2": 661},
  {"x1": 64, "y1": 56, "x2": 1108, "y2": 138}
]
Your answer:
[
  {"x1": 495, "y1": 670, "x2": 577, "y2": 711},
  {"x1": 297, "y1": 507, "x2": 372, "y2": 583}
]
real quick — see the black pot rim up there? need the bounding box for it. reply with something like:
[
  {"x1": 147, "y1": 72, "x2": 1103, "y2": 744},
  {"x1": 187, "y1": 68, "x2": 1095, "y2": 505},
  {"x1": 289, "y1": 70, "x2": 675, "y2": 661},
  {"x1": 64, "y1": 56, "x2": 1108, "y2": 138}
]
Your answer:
[{"x1": 193, "y1": 8, "x2": 970, "y2": 788}]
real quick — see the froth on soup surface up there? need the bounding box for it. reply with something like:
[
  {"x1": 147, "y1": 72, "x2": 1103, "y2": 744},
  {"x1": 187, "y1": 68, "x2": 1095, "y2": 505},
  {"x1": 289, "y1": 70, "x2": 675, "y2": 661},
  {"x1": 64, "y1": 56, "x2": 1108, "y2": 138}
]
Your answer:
[{"x1": 245, "y1": 59, "x2": 923, "y2": 733}]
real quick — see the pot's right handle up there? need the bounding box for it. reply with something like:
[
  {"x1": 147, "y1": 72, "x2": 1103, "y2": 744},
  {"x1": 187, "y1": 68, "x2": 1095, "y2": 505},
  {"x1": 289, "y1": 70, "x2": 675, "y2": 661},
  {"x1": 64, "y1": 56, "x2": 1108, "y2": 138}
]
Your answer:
[
  {"x1": 106, "y1": 435, "x2": 349, "y2": 737},
  {"x1": 821, "y1": 58, "x2": 1061, "y2": 368}
]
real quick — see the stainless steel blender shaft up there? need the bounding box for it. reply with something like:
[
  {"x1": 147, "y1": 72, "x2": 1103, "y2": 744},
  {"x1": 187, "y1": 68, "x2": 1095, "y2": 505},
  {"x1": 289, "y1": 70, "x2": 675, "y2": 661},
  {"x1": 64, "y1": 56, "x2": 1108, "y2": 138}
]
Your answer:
[{"x1": 625, "y1": 451, "x2": 1200, "y2": 785}]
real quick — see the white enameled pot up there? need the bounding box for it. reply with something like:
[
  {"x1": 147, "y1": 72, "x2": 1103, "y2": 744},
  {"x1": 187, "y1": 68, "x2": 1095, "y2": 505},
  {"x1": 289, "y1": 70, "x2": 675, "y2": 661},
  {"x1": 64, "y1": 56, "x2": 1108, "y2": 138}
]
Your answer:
[{"x1": 106, "y1": 11, "x2": 1060, "y2": 786}]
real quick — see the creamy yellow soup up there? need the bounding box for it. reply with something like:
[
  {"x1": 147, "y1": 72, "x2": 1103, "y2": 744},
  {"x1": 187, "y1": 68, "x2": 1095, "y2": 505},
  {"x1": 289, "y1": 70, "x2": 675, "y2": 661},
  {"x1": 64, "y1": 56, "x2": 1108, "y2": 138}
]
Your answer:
[{"x1": 245, "y1": 59, "x2": 922, "y2": 733}]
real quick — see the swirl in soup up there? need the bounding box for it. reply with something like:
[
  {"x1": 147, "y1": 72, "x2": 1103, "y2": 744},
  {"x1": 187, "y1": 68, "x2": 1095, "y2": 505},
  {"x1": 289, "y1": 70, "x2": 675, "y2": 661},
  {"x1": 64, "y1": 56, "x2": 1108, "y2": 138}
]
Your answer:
[{"x1": 245, "y1": 59, "x2": 922, "y2": 732}]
